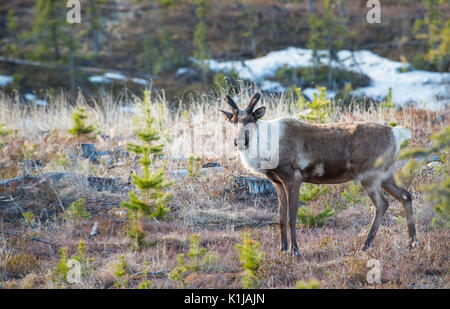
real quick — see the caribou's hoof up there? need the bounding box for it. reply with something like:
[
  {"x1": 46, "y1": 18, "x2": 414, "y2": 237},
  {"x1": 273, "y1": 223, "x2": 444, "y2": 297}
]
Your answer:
[
  {"x1": 409, "y1": 240, "x2": 420, "y2": 249},
  {"x1": 289, "y1": 247, "x2": 302, "y2": 257},
  {"x1": 361, "y1": 242, "x2": 372, "y2": 252}
]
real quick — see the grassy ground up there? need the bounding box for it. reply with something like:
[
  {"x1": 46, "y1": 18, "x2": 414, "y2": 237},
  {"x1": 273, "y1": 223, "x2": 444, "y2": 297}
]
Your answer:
[{"x1": 0, "y1": 90, "x2": 448, "y2": 289}]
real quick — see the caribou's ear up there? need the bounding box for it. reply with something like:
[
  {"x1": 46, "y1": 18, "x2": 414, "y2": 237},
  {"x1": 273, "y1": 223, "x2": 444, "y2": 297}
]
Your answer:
[
  {"x1": 253, "y1": 106, "x2": 266, "y2": 120},
  {"x1": 219, "y1": 109, "x2": 234, "y2": 121}
]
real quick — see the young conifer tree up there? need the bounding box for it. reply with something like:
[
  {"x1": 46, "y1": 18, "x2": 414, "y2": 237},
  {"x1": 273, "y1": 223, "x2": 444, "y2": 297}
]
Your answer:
[
  {"x1": 122, "y1": 90, "x2": 172, "y2": 250},
  {"x1": 68, "y1": 107, "x2": 96, "y2": 138},
  {"x1": 399, "y1": 126, "x2": 449, "y2": 229}
]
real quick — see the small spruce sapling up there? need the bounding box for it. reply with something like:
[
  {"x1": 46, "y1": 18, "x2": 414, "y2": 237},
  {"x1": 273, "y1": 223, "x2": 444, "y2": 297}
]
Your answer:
[
  {"x1": 121, "y1": 90, "x2": 172, "y2": 251},
  {"x1": 0, "y1": 123, "x2": 14, "y2": 149},
  {"x1": 168, "y1": 254, "x2": 187, "y2": 288},
  {"x1": 235, "y1": 232, "x2": 264, "y2": 289},
  {"x1": 114, "y1": 255, "x2": 128, "y2": 288},
  {"x1": 299, "y1": 87, "x2": 333, "y2": 124},
  {"x1": 298, "y1": 183, "x2": 334, "y2": 228},
  {"x1": 67, "y1": 198, "x2": 91, "y2": 221},
  {"x1": 68, "y1": 106, "x2": 98, "y2": 139},
  {"x1": 341, "y1": 181, "x2": 366, "y2": 207}
]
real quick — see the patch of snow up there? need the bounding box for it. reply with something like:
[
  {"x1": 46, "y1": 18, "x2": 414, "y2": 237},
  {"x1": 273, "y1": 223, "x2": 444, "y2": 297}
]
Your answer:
[
  {"x1": 89, "y1": 75, "x2": 110, "y2": 84},
  {"x1": 302, "y1": 88, "x2": 337, "y2": 101},
  {"x1": 24, "y1": 93, "x2": 36, "y2": 101},
  {"x1": 89, "y1": 73, "x2": 148, "y2": 86},
  {"x1": 131, "y1": 77, "x2": 148, "y2": 85},
  {"x1": 176, "y1": 68, "x2": 191, "y2": 76},
  {"x1": 260, "y1": 80, "x2": 285, "y2": 92},
  {"x1": 24, "y1": 93, "x2": 47, "y2": 107},
  {"x1": 35, "y1": 100, "x2": 48, "y2": 107},
  {"x1": 119, "y1": 106, "x2": 138, "y2": 114},
  {"x1": 204, "y1": 47, "x2": 450, "y2": 109},
  {"x1": 0, "y1": 75, "x2": 13, "y2": 87},
  {"x1": 104, "y1": 72, "x2": 126, "y2": 81}
]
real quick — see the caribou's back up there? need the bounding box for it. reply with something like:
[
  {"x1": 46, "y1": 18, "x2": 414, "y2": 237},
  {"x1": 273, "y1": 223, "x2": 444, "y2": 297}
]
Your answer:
[{"x1": 278, "y1": 119, "x2": 396, "y2": 184}]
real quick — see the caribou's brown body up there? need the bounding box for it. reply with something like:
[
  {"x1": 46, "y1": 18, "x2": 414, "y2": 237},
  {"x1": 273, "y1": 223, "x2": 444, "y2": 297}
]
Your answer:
[{"x1": 220, "y1": 93, "x2": 418, "y2": 255}]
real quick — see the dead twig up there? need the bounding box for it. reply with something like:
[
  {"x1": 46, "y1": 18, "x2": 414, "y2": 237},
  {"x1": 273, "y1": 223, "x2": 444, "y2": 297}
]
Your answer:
[
  {"x1": 130, "y1": 269, "x2": 169, "y2": 279},
  {"x1": 0, "y1": 231, "x2": 60, "y2": 247}
]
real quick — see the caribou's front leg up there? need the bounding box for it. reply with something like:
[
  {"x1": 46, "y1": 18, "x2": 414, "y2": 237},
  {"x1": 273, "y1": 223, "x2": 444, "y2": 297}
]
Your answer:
[
  {"x1": 361, "y1": 179, "x2": 390, "y2": 251},
  {"x1": 266, "y1": 172, "x2": 288, "y2": 251},
  {"x1": 275, "y1": 182, "x2": 288, "y2": 251},
  {"x1": 287, "y1": 180, "x2": 302, "y2": 256}
]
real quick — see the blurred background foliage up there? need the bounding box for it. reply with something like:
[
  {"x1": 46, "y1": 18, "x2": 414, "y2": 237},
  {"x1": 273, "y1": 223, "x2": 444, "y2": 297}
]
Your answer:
[{"x1": 0, "y1": 0, "x2": 448, "y2": 100}]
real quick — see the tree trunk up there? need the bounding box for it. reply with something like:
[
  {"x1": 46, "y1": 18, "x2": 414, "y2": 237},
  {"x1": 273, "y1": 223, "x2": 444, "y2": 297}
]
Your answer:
[
  {"x1": 327, "y1": 31, "x2": 333, "y2": 89},
  {"x1": 51, "y1": 26, "x2": 60, "y2": 60}
]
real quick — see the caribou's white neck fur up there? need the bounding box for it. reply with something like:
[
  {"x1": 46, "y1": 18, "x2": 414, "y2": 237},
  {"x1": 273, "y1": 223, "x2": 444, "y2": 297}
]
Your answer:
[{"x1": 236, "y1": 117, "x2": 284, "y2": 175}]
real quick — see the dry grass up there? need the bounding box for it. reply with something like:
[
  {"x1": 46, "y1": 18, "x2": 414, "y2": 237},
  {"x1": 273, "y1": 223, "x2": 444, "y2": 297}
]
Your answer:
[{"x1": 0, "y1": 88, "x2": 448, "y2": 289}]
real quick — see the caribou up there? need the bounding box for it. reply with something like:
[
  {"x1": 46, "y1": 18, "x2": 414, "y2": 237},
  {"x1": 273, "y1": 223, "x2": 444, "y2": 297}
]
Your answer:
[{"x1": 220, "y1": 93, "x2": 418, "y2": 256}]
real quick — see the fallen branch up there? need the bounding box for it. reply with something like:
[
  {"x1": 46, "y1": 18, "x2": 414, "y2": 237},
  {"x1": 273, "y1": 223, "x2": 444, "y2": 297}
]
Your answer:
[
  {"x1": 130, "y1": 269, "x2": 169, "y2": 279},
  {"x1": 0, "y1": 231, "x2": 60, "y2": 247}
]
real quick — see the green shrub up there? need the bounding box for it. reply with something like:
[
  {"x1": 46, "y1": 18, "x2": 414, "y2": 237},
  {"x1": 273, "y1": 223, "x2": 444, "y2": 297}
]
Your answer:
[
  {"x1": 299, "y1": 87, "x2": 333, "y2": 124},
  {"x1": 52, "y1": 241, "x2": 94, "y2": 285},
  {"x1": 52, "y1": 247, "x2": 69, "y2": 283},
  {"x1": 297, "y1": 206, "x2": 334, "y2": 228},
  {"x1": 22, "y1": 211, "x2": 37, "y2": 226},
  {"x1": 187, "y1": 156, "x2": 202, "y2": 179},
  {"x1": 274, "y1": 66, "x2": 370, "y2": 90},
  {"x1": 114, "y1": 255, "x2": 128, "y2": 288},
  {"x1": 0, "y1": 123, "x2": 14, "y2": 149},
  {"x1": 341, "y1": 182, "x2": 366, "y2": 207},
  {"x1": 67, "y1": 107, "x2": 97, "y2": 139},
  {"x1": 299, "y1": 183, "x2": 329, "y2": 203},
  {"x1": 399, "y1": 126, "x2": 449, "y2": 229},
  {"x1": 168, "y1": 254, "x2": 187, "y2": 288},
  {"x1": 296, "y1": 278, "x2": 321, "y2": 289},
  {"x1": 168, "y1": 234, "x2": 217, "y2": 288},
  {"x1": 235, "y1": 232, "x2": 264, "y2": 289},
  {"x1": 187, "y1": 234, "x2": 217, "y2": 272},
  {"x1": 67, "y1": 198, "x2": 91, "y2": 221},
  {"x1": 137, "y1": 257, "x2": 153, "y2": 289}
]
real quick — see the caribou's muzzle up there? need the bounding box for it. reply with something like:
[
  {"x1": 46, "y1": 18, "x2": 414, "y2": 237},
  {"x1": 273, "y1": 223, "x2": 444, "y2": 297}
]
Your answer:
[{"x1": 234, "y1": 130, "x2": 249, "y2": 149}]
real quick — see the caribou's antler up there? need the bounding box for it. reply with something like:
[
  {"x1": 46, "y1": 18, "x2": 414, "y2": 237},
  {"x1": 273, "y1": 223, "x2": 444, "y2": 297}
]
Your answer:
[
  {"x1": 246, "y1": 93, "x2": 261, "y2": 113},
  {"x1": 224, "y1": 95, "x2": 239, "y2": 111}
]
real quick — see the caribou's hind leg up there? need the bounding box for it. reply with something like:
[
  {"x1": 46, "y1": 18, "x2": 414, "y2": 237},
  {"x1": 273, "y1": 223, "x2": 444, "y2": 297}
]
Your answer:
[{"x1": 382, "y1": 177, "x2": 419, "y2": 248}]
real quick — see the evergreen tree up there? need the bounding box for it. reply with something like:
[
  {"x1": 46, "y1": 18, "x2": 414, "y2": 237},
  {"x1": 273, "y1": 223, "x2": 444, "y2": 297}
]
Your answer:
[
  {"x1": 139, "y1": 28, "x2": 182, "y2": 75},
  {"x1": 193, "y1": 0, "x2": 210, "y2": 81},
  {"x1": 85, "y1": 0, "x2": 114, "y2": 55},
  {"x1": 29, "y1": 0, "x2": 66, "y2": 61},
  {"x1": 399, "y1": 126, "x2": 449, "y2": 229},
  {"x1": 3, "y1": 10, "x2": 20, "y2": 58},
  {"x1": 235, "y1": 232, "x2": 264, "y2": 289},
  {"x1": 413, "y1": 0, "x2": 449, "y2": 71},
  {"x1": 241, "y1": 0, "x2": 259, "y2": 57},
  {"x1": 68, "y1": 107, "x2": 97, "y2": 139},
  {"x1": 121, "y1": 90, "x2": 172, "y2": 251},
  {"x1": 25, "y1": 0, "x2": 81, "y2": 87},
  {"x1": 307, "y1": 0, "x2": 346, "y2": 88}
]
